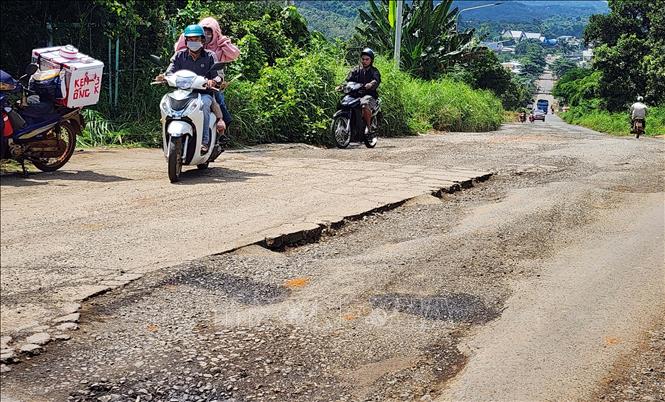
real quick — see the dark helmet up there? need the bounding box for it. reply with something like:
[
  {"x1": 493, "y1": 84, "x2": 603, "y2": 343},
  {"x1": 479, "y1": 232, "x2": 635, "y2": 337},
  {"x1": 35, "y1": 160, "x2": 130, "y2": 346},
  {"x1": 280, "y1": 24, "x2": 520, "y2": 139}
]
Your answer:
[{"x1": 361, "y1": 48, "x2": 375, "y2": 61}]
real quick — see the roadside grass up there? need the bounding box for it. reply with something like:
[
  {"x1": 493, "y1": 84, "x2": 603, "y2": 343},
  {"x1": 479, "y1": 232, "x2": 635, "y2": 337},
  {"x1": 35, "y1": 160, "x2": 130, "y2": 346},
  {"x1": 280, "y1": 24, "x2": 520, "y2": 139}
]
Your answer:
[
  {"x1": 78, "y1": 55, "x2": 505, "y2": 148},
  {"x1": 78, "y1": 109, "x2": 161, "y2": 148},
  {"x1": 371, "y1": 57, "x2": 504, "y2": 135},
  {"x1": 561, "y1": 106, "x2": 665, "y2": 136},
  {"x1": 503, "y1": 110, "x2": 520, "y2": 123}
]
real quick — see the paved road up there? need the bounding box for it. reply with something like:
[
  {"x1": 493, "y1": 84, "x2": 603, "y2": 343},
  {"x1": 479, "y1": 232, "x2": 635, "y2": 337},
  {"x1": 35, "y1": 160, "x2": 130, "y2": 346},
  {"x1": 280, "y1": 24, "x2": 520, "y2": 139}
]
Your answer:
[
  {"x1": 533, "y1": 71, "x2": 556, "y2": 110},
  {"x1": 0, "y1": 149, "x2": 487, "y2": 336},
  {"x1": 1, "y1": 115, "x2": 663, "y2": 401}
]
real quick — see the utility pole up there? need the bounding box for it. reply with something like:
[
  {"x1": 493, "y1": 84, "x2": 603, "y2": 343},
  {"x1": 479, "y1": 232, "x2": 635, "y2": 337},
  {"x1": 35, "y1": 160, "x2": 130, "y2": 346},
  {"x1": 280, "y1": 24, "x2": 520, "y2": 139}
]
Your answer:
[{"x1": 393, "y1": 0, "x2": 403, "y2": 68}]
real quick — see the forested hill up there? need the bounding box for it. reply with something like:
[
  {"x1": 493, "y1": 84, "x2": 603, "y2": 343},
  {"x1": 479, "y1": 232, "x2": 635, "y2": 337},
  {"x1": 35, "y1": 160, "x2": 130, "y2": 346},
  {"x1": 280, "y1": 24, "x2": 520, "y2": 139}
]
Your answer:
[{"x1": 294, "y1": 0, "x2": 609, "y2": 38}]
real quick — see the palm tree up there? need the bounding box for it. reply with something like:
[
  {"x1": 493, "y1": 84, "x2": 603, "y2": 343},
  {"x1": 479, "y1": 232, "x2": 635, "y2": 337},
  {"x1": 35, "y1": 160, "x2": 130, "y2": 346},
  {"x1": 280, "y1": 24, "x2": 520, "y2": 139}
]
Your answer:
[{"x1": 356, "y1": 0, "x2": 477, "y2": 79}]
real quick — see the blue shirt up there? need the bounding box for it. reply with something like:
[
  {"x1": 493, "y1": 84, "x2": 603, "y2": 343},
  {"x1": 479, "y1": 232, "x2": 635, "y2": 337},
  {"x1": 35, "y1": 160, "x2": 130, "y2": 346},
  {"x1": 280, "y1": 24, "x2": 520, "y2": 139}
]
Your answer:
[{"x1": 166, "y1": 49, "x2": 217, "y2": 80}]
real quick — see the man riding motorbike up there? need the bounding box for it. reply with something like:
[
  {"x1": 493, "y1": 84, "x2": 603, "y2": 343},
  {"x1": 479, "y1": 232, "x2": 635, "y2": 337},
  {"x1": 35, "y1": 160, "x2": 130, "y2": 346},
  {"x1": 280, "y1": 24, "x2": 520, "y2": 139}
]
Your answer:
[
  {"x1": 630, "y1": 96, "x2": 648, "y2": 133},
  {"x1": 343, "y1": 48, "x2": 381, "y2": 134},
  {"x1": 157, "y1": 24, "x2": 223, "y2": 153},
  {"x1": 174, "y1": 17, "x2": 239, "y2": 128}
]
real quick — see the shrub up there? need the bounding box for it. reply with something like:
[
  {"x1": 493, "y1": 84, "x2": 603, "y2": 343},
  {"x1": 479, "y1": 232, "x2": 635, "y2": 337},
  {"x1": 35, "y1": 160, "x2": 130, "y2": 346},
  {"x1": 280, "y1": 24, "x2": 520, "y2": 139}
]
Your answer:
[
  {"x1": 561, "y1": 105, "x2": 665, "y2": 136},
  {"x1": 234, "y1": 33, "x2": 268, "y2": 81},
  {"x1": 223, "y1": 54, "x2": 505, "y2": 146},
  {"x1": 372, "y1": 58, "x2": 503, "y2": 134}
]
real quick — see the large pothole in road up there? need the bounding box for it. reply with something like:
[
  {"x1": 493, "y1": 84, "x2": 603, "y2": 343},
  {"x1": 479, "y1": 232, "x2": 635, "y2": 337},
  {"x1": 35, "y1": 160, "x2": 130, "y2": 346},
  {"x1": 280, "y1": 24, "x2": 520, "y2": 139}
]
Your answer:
[
  {"x1": 165, "y1": 266, "x2": 289, "y2": 305},
  {"x1": 369, "y1": 293, "x2": 500, "y2": 324}
]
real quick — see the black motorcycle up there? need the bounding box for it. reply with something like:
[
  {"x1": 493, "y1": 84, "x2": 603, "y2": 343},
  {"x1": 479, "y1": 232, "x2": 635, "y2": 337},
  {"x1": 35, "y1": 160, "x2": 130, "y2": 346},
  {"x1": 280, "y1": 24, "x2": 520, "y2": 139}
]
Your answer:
[{"x1": 331, "y1": 81, "x2": 380, "y2": 149}]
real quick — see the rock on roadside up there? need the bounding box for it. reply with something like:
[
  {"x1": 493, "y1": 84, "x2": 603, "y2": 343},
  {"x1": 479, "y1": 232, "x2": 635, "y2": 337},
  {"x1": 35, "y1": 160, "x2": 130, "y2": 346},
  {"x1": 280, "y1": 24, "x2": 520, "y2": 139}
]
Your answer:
[
  {"x1": 25, "y1": 332, "x2": 51, "y2": 346},
  {"x1": 19, "y1": 344, "x2": 42, "y2": 355}
]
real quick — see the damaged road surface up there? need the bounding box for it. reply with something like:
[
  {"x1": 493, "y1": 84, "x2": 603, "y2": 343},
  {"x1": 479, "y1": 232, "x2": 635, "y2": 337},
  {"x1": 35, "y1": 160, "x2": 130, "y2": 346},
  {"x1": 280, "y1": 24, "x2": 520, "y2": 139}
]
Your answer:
[{"x1": 1, "y1": 115, "x2": 664, "y2": 401}]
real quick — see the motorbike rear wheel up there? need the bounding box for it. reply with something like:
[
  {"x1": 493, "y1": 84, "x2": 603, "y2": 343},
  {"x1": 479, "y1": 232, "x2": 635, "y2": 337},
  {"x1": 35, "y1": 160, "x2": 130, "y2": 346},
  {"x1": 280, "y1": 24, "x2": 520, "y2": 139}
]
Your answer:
[
  {"x1": 332, "y1": 115, "x2": 351, "y2": 149},
  {"x1": 168, "y1": 137, "x2": 183, "y2": 183},
  {"x1": 30, "y1": 120, "x2": 78, "y2": 172}
]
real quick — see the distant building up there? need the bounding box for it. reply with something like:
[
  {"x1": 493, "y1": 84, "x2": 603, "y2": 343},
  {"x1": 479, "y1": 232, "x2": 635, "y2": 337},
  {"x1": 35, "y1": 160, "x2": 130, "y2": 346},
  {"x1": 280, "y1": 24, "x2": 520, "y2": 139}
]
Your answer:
[
  {"x1": 582, "y1": 48, "x2": 594, "y2": 61},
  {"x1": 501, "y1": 61, "x2": 524, "y2": 75},
  {"x1": 501, "y1": 30, "x2": 526, "y2": 42},
  {"x1": 523, "y1": 32, "x2": 545, "y2": 42},
  {"x1": 579, "y1": 48, "x2": 594, "y2": 67},
  {"x1": 557, "y1": 36, "x2": 582, "y2": 48},
  {"x1": 501, "y1": 46, "x2": 516, "y2": 54},
  {"x1": 480, "y1": 41, "x2": 504, "y2": 52}
]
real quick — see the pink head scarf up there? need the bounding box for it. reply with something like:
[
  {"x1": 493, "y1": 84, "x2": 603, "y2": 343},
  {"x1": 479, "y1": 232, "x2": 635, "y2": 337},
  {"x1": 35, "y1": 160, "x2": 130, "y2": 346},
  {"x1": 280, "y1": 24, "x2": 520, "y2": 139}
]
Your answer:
[{"x1": 174, "y1": 17, "x2": 240, "y2": 63}]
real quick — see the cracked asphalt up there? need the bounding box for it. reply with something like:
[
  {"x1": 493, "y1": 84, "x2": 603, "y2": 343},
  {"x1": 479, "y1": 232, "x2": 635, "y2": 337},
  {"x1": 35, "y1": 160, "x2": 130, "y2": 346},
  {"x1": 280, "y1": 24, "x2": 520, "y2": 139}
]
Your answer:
[{"x1": 1, "y1": 115, "x2": 664, "y2": 401}]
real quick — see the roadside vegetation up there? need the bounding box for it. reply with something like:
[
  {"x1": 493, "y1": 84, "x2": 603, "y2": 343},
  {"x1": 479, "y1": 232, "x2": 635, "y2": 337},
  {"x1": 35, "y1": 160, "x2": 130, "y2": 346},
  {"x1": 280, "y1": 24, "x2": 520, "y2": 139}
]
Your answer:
[
  {"x1": 562, "y1": 106, "x2": 665, "y2": 136},
  {"x1": 553, "y1": 0, "x2": 664, "y2": 136},
  {"x1": 1, "y1": 0, "x2": 506, "y2": 148}
]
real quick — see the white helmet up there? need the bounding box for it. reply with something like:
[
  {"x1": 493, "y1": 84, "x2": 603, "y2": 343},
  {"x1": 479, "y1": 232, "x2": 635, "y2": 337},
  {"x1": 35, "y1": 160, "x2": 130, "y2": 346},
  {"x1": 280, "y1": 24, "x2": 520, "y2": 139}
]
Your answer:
[{"x1": 637, "y1": 96, "x2": 644, "y2": 102}]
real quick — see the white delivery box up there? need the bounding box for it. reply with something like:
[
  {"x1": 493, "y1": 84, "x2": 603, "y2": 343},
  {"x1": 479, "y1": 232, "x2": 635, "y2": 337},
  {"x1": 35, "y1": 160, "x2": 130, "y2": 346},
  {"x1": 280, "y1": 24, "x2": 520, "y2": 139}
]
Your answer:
[{"x1": 31, "y1": 45, "x2": 104, "y2": 108}]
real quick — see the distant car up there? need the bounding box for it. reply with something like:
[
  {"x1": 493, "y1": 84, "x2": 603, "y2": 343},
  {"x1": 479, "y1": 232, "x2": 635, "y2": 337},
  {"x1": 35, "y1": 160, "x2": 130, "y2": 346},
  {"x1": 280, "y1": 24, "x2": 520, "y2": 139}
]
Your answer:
[{"x1": 530, "y1": 109, "x2": 546, "y2": 122}]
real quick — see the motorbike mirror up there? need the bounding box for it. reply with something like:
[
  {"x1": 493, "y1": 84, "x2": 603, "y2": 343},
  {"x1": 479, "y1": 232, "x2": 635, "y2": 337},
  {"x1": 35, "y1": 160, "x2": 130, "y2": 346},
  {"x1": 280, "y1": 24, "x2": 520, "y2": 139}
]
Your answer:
[
  {"x1": 25, "y1": 63, "x2": 39, "y2": 76},
  {"x1": 150, "y1": 54, "x2": 164, "y2": 66}
]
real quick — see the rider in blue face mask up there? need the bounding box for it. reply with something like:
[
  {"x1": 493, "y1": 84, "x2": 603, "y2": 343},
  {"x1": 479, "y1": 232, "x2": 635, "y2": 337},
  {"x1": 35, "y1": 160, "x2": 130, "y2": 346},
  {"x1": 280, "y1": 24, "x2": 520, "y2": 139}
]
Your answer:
[{"x1": 164, "y1": 25, "x2": 224, "y2": 153}]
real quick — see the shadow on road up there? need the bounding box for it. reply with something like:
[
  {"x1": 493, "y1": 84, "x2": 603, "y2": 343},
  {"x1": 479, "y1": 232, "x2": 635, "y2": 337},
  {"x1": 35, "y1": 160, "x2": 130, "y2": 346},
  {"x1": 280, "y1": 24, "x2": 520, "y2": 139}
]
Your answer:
[
  {"x1": 0, "y1": 170, "x2": 132, "y2": 187},
  {"x1": 174, "y1": 166, "x2": 272, "y2": 185}
]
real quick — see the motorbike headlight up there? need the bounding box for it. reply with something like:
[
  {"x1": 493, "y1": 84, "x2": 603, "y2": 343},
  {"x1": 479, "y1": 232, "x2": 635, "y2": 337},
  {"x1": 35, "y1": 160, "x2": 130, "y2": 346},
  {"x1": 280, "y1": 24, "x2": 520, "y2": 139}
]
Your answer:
[{"x1": 175, "y1": 76, "x2": 195, "y2": 90}]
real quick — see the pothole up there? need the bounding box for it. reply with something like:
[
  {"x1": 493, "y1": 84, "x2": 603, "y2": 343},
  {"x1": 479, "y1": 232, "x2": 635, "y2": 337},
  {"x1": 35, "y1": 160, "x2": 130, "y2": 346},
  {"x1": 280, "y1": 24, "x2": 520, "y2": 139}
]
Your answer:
[
  {"x1": 166, "y1": 267, "x2": 289, "y2": 305},
  {"x1": 369, "y1": 293, "x2": 500, "y2": 324}
]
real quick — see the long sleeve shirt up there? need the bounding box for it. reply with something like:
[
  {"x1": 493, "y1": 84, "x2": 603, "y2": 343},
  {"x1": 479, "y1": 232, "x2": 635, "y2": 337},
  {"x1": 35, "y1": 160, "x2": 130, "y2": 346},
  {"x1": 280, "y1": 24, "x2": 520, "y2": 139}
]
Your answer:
[
  {"x1": 346, "y1": 65, "x2": 381, "y2": 98},
  {"x1": 166, "y1": 49, "x2": 218, "y2": 80}
]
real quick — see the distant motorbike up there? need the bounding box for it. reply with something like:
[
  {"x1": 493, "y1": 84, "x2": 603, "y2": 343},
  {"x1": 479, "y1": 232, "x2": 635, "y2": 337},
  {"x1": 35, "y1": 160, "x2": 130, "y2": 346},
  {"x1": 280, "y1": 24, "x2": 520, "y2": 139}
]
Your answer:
[
  {"x1": 331, "y1": 81, "x2": 380, "y2": 149},
  {"x1": 632, "y1": 118, "x2": 645, "y2": 138},
  {"x1": 0, "y1": 64, "x2": 82, "y2": 175},
  {"x1": 151, "y1": 57, "x2": 226, "y2": 183}
]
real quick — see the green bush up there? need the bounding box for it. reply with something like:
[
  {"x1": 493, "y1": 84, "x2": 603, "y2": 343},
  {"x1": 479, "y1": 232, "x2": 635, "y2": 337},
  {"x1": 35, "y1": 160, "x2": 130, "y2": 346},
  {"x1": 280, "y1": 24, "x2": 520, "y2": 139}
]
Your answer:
[
  {"x1": 223, "y1": 54, "x2": 505, "y2": 146},
  {"x1": 234, "y1": 33, "x2": 268, "y2": 81},
  {"x1": 372, "y1": 58, "x2": 503, "y2": 134},
  {"x1": 226, "y1": 49, "x2": 339, "y2": 145},
  {"x1": 552, "y1": 68, "x2": 601, "y2": 107},
  {"x1": 561, "y1": 105, "x2": 665, "y2": 136}
]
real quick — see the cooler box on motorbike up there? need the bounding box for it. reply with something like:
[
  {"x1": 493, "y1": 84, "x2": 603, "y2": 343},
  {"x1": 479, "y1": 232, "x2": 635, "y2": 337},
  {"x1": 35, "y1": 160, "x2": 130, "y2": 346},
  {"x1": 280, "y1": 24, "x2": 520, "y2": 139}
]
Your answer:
[{"x1": 31, "y1": 45, "x2": 104, "y2": 108}]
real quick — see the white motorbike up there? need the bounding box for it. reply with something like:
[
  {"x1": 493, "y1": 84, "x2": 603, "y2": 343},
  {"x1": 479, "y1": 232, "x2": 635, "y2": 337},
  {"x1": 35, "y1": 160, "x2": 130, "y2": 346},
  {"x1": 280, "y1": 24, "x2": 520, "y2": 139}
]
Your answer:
[{"x1": 152, "y1": 61, "x2": 225, "y2": 183}]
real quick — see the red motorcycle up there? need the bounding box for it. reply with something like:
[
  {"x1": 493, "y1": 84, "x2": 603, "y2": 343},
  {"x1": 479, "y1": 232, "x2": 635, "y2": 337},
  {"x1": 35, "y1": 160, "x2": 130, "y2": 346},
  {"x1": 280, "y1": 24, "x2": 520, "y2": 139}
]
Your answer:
[{"x1": 1, "y1": 64, "x2": 83, "y2": 175}]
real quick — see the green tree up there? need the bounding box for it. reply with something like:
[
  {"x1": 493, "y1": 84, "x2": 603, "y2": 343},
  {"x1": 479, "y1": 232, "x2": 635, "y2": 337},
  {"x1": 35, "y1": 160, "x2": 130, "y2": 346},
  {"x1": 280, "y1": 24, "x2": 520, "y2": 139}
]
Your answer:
[
  {"x1": 551, "y1": 57, "x2": 577, "y2": 78},
  {"x1": 454, "y1": 48, "x2": 524, "y2": 109},
  {"x1": 584, "y1": 0, "x2": 664, "y2": 110},
  {"x1": 552, "y1": 67, "x2": 601, "y2": 107},
  {"x1": 355, "y1": 0, "x2": 476, "y2": 79}
]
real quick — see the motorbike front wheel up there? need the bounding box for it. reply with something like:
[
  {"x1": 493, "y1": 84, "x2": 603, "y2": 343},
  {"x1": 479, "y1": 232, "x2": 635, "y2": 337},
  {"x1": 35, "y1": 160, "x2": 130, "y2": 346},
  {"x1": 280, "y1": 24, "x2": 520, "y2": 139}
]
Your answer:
[
  {"x1": 168, "y1": 137, "x2": 183, "y2": 183},
  {"x1": 364, "y1": 115, "x2": 378, "y2": 148},
  {"x1": 332, "y1": 115, "x2": 351, "y2": 149},
  {"x1": 30, "y1": 120, "x2": 78, "y2": 172}
]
